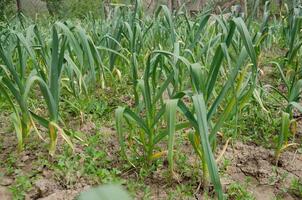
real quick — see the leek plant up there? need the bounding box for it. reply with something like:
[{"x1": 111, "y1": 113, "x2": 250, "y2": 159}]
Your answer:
[
  {"x1": 30, "y1": 23, "x2": 103, "y2": 155},
  {"x1": 0, "y1": 32, "x2": 36, "y2": 151},
  {"x1": 115, "y1": 6, "x2": 268, "y2": 197},
  {"x1": 176, "y1": 15, "x2": 263, "y2": 199},
  {"x1": 123, "y1": 0, "x2": 143, "y2": 105},
  {"x1": 116, "y1": 52, "x2": 180, "y2": 165},
  {"x1": 32, "y1": 26, "x2": 70, "y2": 155},
  {"x1": 275, "y1": 112, "x2": 292, "y2": 163},
  {"x1": 0, "y1": 19, "x2": 113, "y2": 154},
  {"x1": 269, "y1": 3, "x2": 302, "y2": 161}
]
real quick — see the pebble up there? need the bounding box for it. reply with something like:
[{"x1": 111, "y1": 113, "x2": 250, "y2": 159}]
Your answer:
[{"x1": 0, "y1": 177, "x2": 13, "y2": 186}]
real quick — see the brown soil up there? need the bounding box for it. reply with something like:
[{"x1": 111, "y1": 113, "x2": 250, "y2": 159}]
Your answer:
[
  {"x1": 220, "y1": 142, "x2": 302, "y2": 200},
  {"x1": 0, "y1": 117, "x2": 302, "y2": 199}
]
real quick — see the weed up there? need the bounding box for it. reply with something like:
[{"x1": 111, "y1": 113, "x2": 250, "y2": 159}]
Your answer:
[
  {"x1": 226, "y1": 182, "x2": 255, "y2": 200},
  {"x1": 10, "y1": 175, "x2": 32, "y2": 200},
  {"x1": 290, "y1": 178, "x2": 302, "y2": 198}
]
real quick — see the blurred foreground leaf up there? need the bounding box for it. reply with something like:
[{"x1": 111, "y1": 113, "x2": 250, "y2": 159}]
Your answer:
[{"x1": 78, "y1": 184, "x2": 132, "y2": 200}]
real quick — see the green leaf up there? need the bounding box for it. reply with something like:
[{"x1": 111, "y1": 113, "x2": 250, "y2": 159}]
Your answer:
[
  {"x1": 233, "y1": 17, "x2": 257, "y2": 68},
  {"x1": 277, "y1": 112, "x2": 290, "y2": 154},
  {"x1": 166, "y1": 99, "x2": 178, "y2": 173},
  {"x1": 115, "y1": 107, "x2": 126, "y2": 157},
  {"x1": 192, "y1": 94, "x2": 223, "y2": 199}
]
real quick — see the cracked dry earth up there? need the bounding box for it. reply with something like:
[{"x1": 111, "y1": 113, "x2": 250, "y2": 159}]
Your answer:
[
  {"x1": 1, "y1": 141, "x2": 301, "y2": 199},
  {"x1": 220, "y1": 142, "x2": 302, "y2": 200}
]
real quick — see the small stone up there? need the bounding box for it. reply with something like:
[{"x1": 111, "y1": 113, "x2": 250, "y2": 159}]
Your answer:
[
  {"x1": 42, "y1": 170, "x2": 53, "y2": 179},
  {"x1": 0, "y1": 177, "x2": 13, "y2": 186},
  {"x1": 21, "y1": 155, "x2": 30, "y2": 162}
]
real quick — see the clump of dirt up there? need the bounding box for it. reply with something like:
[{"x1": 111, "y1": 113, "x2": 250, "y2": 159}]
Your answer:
[{"x1": 27, "y1": 182, "x2": 89, "y2": 200}]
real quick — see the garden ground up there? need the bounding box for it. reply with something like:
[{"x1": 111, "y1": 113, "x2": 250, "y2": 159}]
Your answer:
[{"x1": 0, "y1": 105, "x2": 302, "y2": 199}]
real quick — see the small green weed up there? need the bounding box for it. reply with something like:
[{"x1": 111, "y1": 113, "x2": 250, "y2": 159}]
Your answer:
[
  {"x1": 290, "y1": 178, "x2": 302, "y2": 198},
  {"x1": 10, "y1": 174, "x2": 32, "y2": 200},
  {"x1": 227, "y1": 182, "x2": 255, "y2": 200}
]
